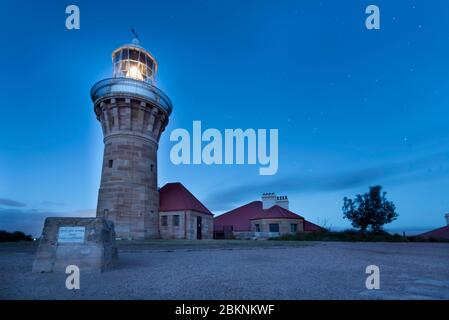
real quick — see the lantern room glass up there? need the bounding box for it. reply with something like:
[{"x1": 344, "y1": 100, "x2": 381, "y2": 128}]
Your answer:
[{"x1": 112, "y1": 46, "x2": 157, "y2": 83}]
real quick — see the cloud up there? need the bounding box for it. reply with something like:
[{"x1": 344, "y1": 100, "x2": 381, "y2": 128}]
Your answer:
[
  {"x1": 39, "y1": 201, "x2": 66, "y2": 207},
  {"x1": 205, "y1": 152, "x2": 449, "y2": 211},
  {"x1": 0, "y1": 198, "x2": 26, "y2": 207},
  {"x1": 0, "y1": 208, "x2": 95, "y2": 238}
]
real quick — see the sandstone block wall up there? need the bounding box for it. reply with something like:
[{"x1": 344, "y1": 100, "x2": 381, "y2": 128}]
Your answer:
[
  {"x1": 159, "y1": 210, "x2": 213, "y2": 240},
  {"x1": 94, "y1": 97, "x2": 168, "y2": 240},
  {"x1": 250, "y1": 218, "x2": 304, "y2": 238},
  {"x1": 32, "y1": 217, "x2": 118, "y2": 273}
]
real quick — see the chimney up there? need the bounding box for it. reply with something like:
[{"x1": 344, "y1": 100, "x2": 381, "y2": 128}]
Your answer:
[
  {"x1": 276, "y1": 195, "x2": 289, "y2": 210},
  {"x1": 445, "y1": 213, "x2": 449, "y2": 226},
  {"x1": 262, "y1": 193, "x2": 276, "y2": 209}
]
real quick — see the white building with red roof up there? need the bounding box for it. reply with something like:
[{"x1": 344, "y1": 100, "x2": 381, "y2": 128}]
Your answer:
[
  {"x1": 159, "y1": 182, "x2": 213, "y2": 239},
  {"x1": 214, "y1": 193, "x2": 324, "y2": 239}
]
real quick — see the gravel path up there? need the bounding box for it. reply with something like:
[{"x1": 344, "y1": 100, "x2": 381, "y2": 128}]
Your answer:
[{"x1": 1, "y1": 241, "x2": 448, "y2": 299}]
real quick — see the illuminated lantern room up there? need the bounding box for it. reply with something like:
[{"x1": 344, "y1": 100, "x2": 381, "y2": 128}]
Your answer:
[
  {"x1": 112, "y1": 37, "x2": 157, "y2": 84},
  {"x1": 91, "y1": 31, "x2": 172, "y2": 115}
]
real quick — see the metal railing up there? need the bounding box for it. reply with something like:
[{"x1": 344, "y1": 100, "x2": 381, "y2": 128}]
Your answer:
[{"x1": 90, "y1": 77, "x2": 173, "y2": 114}]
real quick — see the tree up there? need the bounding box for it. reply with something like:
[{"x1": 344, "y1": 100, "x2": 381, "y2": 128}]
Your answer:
[
  {"x1": 0, "y1": 230, "x2": 33, "y2": 242},
  {"x1": 342, "y1": 186, "x2": 398, "y2": 233}
]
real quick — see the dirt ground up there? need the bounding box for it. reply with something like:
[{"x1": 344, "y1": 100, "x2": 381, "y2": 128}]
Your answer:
[{"x1": 1, "y1": 240, "x2": 448, "y2": 300}]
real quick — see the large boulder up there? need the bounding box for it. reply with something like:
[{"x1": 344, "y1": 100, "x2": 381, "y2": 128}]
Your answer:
[{"x1": 32, "y1": 217, "x2": 118, "y2": 273}]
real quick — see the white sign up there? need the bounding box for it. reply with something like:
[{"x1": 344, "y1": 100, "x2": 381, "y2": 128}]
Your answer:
[{"x1": 58, "y1": 227, "x2": 85, "y2": 243}]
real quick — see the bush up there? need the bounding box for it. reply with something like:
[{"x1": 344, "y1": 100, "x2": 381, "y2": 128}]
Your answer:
[
  {"x1": 271, "y1": 230, "x2": 449, "y2": 242},
  {"x1": 271, "y1": 230, "x2": 405, "y2": 242},
  {"x1": 0, "y1": 230, "x2": 33, "y2": 242}
]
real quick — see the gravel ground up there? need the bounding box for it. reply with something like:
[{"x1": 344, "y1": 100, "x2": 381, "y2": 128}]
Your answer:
[{"x1": 1, "y1": 241, "x2": 448, "y2": 300}]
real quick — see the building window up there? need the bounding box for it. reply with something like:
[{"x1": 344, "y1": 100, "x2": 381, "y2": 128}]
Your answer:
[
  {"x1": 161, "y1": 216, "x2": 167, "y2": 226},
  {"x1": 291, "y1": 224, "x2": 298, "y2": 233},
  {"x1": 111, "y1": 116, "x2": 115, "y2": 126},
  {"x1": 108, "y1": 160, "x2": 113, "y2": 168},
  {"x1": 269, "y1": 224, "x2": 279, "y2": 233},
  {"x1": 255, "y1": 224, "x2": 260, "y2": 232},
  {"x1": 173, "y1": 215, "x2": 180, "y2": 226},
  {"x1": 150, "y1": 164, "x2": 154, "y2": 172}
]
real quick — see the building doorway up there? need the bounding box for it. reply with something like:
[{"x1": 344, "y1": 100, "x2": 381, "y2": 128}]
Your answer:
[{"x1": 197, "y1": 216, "x2": 202, "y2": 240}]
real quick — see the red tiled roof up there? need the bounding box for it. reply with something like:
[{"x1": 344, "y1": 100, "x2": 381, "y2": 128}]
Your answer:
[
  {"x1": 304, "y1": 220, "x2": 326, "y2": 232},
  {"x1": 417, "y1": 226, "x2": 449, "y2": 240},
  {"x1": 214, "y1": 201, "x2": 304, "y2": 232},
  {"x1": 250, "y1": 205, "x2": 304, "y2": 220},
  {"x1": 159, "y1": 182, "x2": 212, "y2": 215},
  {"x1": 214, "y1": 201, "x2": 260, "y2": 232}
]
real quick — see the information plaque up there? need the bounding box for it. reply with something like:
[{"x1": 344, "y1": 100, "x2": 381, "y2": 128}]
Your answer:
[{"x1": 57, "y1": 226, "x2": 85, "y2": 243}]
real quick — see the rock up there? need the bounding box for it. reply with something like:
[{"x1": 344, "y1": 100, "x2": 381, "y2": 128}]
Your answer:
[{"x1": 32, "y1": 217, "x2": 118, "y2": 273}]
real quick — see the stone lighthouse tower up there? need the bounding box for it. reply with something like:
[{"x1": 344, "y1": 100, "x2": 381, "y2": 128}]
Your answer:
[{"x1": 91, "y1": 35, "x2": 172, "y2": 239}]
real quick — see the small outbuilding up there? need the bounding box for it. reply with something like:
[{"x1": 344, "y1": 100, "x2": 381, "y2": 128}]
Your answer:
[{"x1": 159, "y1": 182, "x2": 213, "y2": 240}]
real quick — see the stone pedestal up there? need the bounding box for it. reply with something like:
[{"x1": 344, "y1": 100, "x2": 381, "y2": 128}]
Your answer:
[{"x1": 32, "y1": 217, "x2": 118, "y2": 273}]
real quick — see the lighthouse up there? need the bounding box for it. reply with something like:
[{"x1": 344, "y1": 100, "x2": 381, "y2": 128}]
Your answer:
[{"x1": 91, "y1": 34, "x2": 172, "y2": 239}]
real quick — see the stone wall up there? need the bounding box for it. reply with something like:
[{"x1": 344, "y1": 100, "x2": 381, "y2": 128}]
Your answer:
[
  {"x1": 159, "y1": 210, "x2": 213, "y2": 240},
  {"x1": 159, "y1": 211, "x2": 185, "y2": 239},
  {"x1": 187, "y1": 211, "x2": 214, "y2": 240},
  {"x1": 250, "y1": 218, "x2": 304, "y2": 238},
  {"x1": 233, "y1": 231, "x2": 254, "y2": 240}
]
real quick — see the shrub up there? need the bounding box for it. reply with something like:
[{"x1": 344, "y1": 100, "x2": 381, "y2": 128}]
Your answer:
[
  {"x1": 0, "y1": 230, "x2": 33, "y2": 242},
  {"x1": 271, "y1": 230, "x2": 409, "y2": 242}
]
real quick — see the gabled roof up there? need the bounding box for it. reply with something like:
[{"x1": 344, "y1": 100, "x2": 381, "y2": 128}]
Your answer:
[
  {"x1": 250, "y1": 204, "x2": 304, "y2": 220},
  {"x1": 214, "y1": 201, "x2": 304, "y2": 232},
  {"x1": 159, "y1": 182, "x2": 212, "y2": 215},
  {"x1": 214, "y1": 201, "x2": 261, "y2": 232},
  {"x1": 417, "y1": 226, "x2": 449, "y2": 240}
]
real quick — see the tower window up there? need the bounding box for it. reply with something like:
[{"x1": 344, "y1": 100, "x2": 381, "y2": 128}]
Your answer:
[
  {"x1": 150, "y1": 164, "x2": 154, "y2": 172},
  {"x1": 108, "y1": 160, "x2": 113, "y2": 168},
  {"x1": 111, "y1": 116, "x2": 115, "y2": 127}
]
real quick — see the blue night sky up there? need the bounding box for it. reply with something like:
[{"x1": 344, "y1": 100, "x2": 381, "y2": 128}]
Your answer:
[{"x1": 1, "y1": 0, "x2": 449, "y2": 236}]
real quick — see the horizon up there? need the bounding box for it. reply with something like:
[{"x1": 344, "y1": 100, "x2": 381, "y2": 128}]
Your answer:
[{"x1": 1, "y1": 0, "x2": 449, "y2": 237}]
